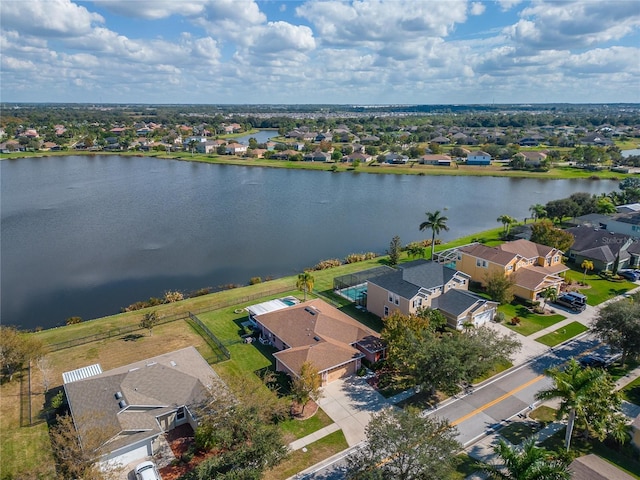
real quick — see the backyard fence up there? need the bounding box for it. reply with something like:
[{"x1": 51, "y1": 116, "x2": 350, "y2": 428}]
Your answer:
[
  {"x1": 187, "y1": 312, "x2": 230, "y2": 363},
  {"x1": 47, "y1": 284, "x2": 293, "y2": 352}
]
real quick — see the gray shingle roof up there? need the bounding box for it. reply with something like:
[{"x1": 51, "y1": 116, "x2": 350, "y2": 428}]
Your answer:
[{"x1": 432, "y1": 289, "x2": 488, "y2": 317}]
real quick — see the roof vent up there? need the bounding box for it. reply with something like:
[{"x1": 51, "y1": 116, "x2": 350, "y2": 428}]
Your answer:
[
  {"x1": 118, "y1": 400, "x2": 127, "y2": 409},
  {"x1": 115, "y1": 391, "x2": 123, "y2": 400},
  {"x1": 170, "y1": 361, "x2": 177, "y2": 367},
  {"x1": 304, "y1": 307, "x2": 317, "y2": 315}
]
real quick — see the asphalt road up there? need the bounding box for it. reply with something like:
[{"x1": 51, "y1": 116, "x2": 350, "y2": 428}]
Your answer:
[{"x1": 299, "y1": 332, "x2": 610, "y2": 480}]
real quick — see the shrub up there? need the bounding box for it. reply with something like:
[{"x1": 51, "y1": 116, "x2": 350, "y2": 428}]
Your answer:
[
  {"x1": 493, "y1": 311, "x2": 505, "y2": 323},
  {"x1": 249, "y1": 276, "x2": 262, "y2": 285},
  {"x1": 312, "y1": 258, "x2": 342, "y2": 270},
  {"x1": 345, "y1": 252, "x2": 378, "y2": 264},
  {"x1": 163, "y1": 290, "x2": 184, "y2": 303},
  {"x1": 189, "y1": 287, "x2": 212, "y2": 298},
  {"x1": 65, "y1": 316, "x2": 83, "y2": 325},
  {"x1": 509, "y1": 316, "x2": 521, "y2": 325}
]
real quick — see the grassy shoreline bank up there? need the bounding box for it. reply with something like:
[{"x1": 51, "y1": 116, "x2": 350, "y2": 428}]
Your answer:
[{"x1": 0, "y1": 149, "x2": 629, "y2": 181}]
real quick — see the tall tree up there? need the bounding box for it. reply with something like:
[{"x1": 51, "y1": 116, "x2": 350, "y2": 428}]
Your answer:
[
  {"x1": 0, "y1": 326, "x2": 45, "y2": 382},
  {"x1": 291, "y1": 361, "x2": 323, "y2": 415},
  {"x1": 540, "y1": 286, "x2": 558, "y2": 310},
  {"x1": 581, "y1": 259, "x2": 594, "y2": 283},
  {"x1": 419, "y1": 210, "x2": 449, "y2": 260},
  {"x1": 139, "y1": 311, "x2": 158, "y2": 336},
  {"x1": 387, "y1": 235, "x2": 402, "y2": 267},
  {"x1": 529, "y1": 220, "x2": 574, "y2": 251},
  {"x1": 592, "y1": 297, "x2": 640, "y2": 367},
  {"x1": 497, "y1": 214, "x2": 517, "y2": 236},
  {"x1": 529, "y1": 204, "x2": 546, "y2": 221},
  {"x1": 535, "y1": 359, "x2": 626, "y2": 451},
  {"x1": 345, "y1": 408, "x2": 461, "y2": 480},
  {"x1": 296, "y1": 271, "x2": 315, "y2": 301},
  {"x1": 476, "y1": 436, "x2": 571, "y2": 480},
  {"x1": 483, "y1": 270, "x2": 516, "y2": 305}
]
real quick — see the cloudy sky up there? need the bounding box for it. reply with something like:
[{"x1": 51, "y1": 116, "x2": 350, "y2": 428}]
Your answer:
[{"x1": 1, "y1": 0, "x2": 639, "y2": 104}]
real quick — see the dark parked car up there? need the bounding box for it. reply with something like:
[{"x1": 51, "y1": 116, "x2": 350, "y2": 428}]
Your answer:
[
  {"x1": 619, "y1": 270, "x2": 640, "y2": 281},
  {"x1": 579, "y1": 355, "x2": 606, "y2": 368}
]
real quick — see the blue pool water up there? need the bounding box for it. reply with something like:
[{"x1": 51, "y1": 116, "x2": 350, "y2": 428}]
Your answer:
[{"x1": 339, "y1": 284, "x2": 368, "y2": 302}]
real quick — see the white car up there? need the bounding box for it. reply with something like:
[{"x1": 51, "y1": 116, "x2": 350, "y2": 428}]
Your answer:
[{"x1": 134, "y1": 461, "x2": 161, "y2": 480}]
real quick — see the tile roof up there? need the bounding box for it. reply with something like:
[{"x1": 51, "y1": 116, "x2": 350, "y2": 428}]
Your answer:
[{"x1": 497, "y1": 238, "x2": 557, "y2": 258}]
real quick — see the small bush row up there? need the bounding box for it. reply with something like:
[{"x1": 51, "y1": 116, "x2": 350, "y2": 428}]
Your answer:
[{"x1": 312, "y1": 251, "x2": 379, "y2": 271}]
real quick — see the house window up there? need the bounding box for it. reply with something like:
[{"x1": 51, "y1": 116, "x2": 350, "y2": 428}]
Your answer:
[
  {"x1": 457, "y1": 253, "x2": 462, "y2": 260},
  {"x1": 388, "y1": 293, "x2": 393, "y2": 302},
  {"x1": 394, "y1": 294, "x2": 399, "y2": 305},
  {"x1": 507, "y1": 265, "x2": 513, "y2": 271},
  {"x1": 176, "y1": 407, "x2": 185, "y2": 420},
  {"x1": 384, "y1": 306, "x2": 389, "y2": 317},
  {"x1": 476, "y1": 258, "x2": 483, "y2": 267}
]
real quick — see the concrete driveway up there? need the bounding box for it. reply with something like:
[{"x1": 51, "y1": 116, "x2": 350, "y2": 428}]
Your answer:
[{"x1": 317, "y1": 375, "x2": 392, "y2": 446}]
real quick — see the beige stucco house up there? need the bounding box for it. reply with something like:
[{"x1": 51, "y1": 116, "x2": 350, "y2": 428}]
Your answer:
[
  {"x1": 455, "y1": 239, "x2": 567, "y2": 302},
  {"x1": 366, "y1": 260, "x2": 498, "y2": 329}
]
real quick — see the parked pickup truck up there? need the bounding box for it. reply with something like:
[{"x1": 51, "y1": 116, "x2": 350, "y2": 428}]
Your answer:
[{"x1": 553, "y1": 292, "x2": 587, "y2": 312}]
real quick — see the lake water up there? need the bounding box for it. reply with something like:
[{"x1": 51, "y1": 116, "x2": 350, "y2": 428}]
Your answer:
[
  {"x1": 1, "y1": 156, "x2": 612, "y2": 330},
  {"x1": 234, "y1": 129, "x2": 278, "y2": 145}
]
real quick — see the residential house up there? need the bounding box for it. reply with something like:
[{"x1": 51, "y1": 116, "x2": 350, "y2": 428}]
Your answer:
[
  {"x1": 361, "y1": 135, "x2": 380, "y2": 143},
  {"x1": 366, "y1": 260, "x2": 498, "y2": 330},
  {"x1": 513, "y1": 151, "x2": 547, "y2": 168},
  {"x1": 598, "y1": 211, "x2": 640, "y2": 238},
  {"x1": 431, "y1": 136, "x2": 450, "y2": 145},
  {"x1": 466, "y1": 150, "x2": 492, "y2": 165},
  {"x1": 225, "y1": 143, "x2": 248, "y2": 155},
  {"x1": 580, "y1": 132, "x2": 614, "y2": 146},
  {"x1": 343, "y1": 152, "x2": 373, "y2": 163},
  {"x1": 222, "y1": 123, "x2": 242, "y2": 134},
  {"x1": 303, "y1": 150, "x2": 332, "y2": 162},
  {"x1": 63, "y1": 347, "x2": 225, "y2": 467},
  {"x1": 419, "y1": 154, "x2": 452, "y2": 166},
  {"x1": 384, "y1": 152, "x2": 409, "y2": 164},
  {"x1": 253, "y1": 299, "x2": 385, "y2": 385},
  {"x1": 109, "y1": 127, "x2": 127, "y2": 136},
  {"x1": 195, "y1": 140, "x2": 219, "y2": 154},
  {"x1": 518, "y1": 136, "x2": 544, "y2": 146},
  {"x1": 454, "y1": 239, "x2": 567, "y2": 302},
  {"x1": 565, "y1": 225, "x2": 640, "y2": 271},
  {"x1": 315, "y1": 132, "x2": 333, "y2": 142}
]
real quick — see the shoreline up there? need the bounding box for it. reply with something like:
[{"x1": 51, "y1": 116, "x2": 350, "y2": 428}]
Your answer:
[{"x1": 0, "y1": 150, "x2": 628, "y2": 181}]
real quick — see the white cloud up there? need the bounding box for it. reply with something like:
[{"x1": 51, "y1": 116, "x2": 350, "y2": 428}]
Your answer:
[
  {"x1": 507, "y1": 1, "x2": 640, "y2": 50},
  {"x1": 0, "y1": 0, "x2": 103, "y2": 37},
  {"x1": 470, "y1": 2, "x2": 486, "y2": 15},
  {"x1": 94, "y1": 0, "x2": 207, "y2": 20},
  {"x1": 296, "y1": 0, "x2": 468, "y2": 46},
  {"x1": 497, "y1": 0, "x2": 524, "y2": 11}
]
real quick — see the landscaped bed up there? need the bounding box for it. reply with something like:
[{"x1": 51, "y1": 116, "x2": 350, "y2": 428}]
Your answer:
[{"x1": 499, "y1": 302, "x2": 566, "y2": 336}]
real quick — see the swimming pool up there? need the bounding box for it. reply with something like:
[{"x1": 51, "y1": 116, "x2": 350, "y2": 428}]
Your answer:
[{"x1": 338, "y1": 284, "x2": 368, "y2": 303}]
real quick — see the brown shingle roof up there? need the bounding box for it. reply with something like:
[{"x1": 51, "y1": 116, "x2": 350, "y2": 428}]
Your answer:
[
  {"x1": 460, "y1": 243, "x2": 519, "y2": 267},
  {"x1": 498, "y1": 239, "x2": 559, "y2": 258}
]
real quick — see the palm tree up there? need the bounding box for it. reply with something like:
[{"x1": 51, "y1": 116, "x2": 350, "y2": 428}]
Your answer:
[
  {"x1": 529, "y1": 204, "x2": 546, "y2": 222},
  {"x1": 535, "y1": 359, "x2": 610, "y2": 451},
  {"x1": 581, "y1": 259, "x2": 594, "y2": 283},
  {"x1": 540, "y1": 286, "x2": 558, "y2": 310},
  {"x1": 419, "y1": 210, "x2": 449, "y2": 260},
  {"x1": 296, "y1": 271, "x2": 315, "y2": 301},
  {"x1": 497, "y1": 214, "x2": 517, "y2": 236},
  {"x1": 477, "y1": 436, "x2": 571, "y2": 480}
]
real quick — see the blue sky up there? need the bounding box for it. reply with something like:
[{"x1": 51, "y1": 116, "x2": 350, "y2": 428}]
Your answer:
[{"x1": 1, "y1": 0, "x2": 639, "y2": 104}]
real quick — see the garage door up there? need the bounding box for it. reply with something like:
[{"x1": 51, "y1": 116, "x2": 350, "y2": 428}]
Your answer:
[
  {"x1": 105, "y1": 441, "x2": 152, "y2": 467},
  {"x1": 473, "y1": 309, "x2": 494, "y2": 327},
  {"x1": 326, "y1": 363, "x2": 356, "y2": 383}
]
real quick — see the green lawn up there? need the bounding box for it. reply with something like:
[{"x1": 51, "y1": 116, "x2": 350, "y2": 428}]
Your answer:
[
  {"x1": 535, "y1": 321, "x2": 589, "y2": 347},
  {"x1": 452, "y1": 454, "x2": 481, "y2": 480},
  {"x1": 279, "y1": 408, "x2": 334, "y2": 443},
  {"x1": 499, "y1": 302, "x2": 566, "y2": 336},
  {"x1": 563, "y1": 268, "x2": 636, "y2": 305},
  {"x1": 529, "y1": 405, "x2": 558, "y2": 424},
  {"x1": 499, "y1": 421, "x2": 544, "y2": 445},
  {"x1": 621, "y1": 376, "x2": 640, "y2": 405},
  {"x1": 263, "y1": 430, "x2": 349, "y2": 480}
]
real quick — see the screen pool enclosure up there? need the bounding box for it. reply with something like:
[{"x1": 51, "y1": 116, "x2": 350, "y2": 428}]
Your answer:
[{"x1": 333, "y1": 266, "x2": 394, "y2": 306}]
